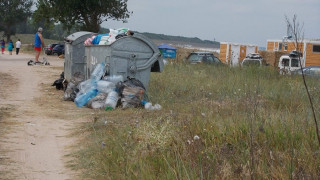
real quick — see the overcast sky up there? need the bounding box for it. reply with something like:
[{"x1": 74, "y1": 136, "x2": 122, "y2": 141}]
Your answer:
[{"x1": 102, "y1": 0, "x2": 320, "y2": 47}]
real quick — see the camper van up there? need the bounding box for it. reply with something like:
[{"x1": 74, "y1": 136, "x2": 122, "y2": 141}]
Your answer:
[{"x1": 278, "y1": 51, "x2": 303, "y2": 75}]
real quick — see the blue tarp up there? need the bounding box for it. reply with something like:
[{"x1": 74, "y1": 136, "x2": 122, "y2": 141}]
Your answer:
[{"x1": 158, "y1": 44, "x2": 177, "y2": 58}]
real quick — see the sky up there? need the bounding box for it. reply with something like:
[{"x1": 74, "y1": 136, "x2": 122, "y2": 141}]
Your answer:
[{"x1": 102, "y1": 0, "x2": 320, "y2": 47}]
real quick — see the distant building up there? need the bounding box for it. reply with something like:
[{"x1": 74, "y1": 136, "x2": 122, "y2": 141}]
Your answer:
[
  {"x1": 266, "y1": 39, "x2": 320, "y2": 67},
  {"x1": 219, "y1": 42, "x2": 258, "y2": 66},
  {"x1": 158, "y1": 44, "x2": 177, "y2": 58}
]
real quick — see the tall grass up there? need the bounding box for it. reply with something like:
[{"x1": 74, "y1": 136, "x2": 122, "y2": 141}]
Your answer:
[{"x1": 69, "y1": 63, "x2": 320, "y2": 179}]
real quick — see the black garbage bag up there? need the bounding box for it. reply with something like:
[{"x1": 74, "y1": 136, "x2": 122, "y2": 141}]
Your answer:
[{"x1": 52, "y1": 72, "x2": 66, "y2": 90}]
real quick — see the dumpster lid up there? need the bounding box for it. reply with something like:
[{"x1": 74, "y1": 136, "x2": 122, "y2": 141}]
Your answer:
[{"x1": 65, "y1": 31, "x2": 93, "y2": 42}]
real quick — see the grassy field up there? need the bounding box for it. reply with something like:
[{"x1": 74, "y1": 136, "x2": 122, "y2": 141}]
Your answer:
[{"x1": 67, "y1": 61, "x2": 320, "y2": 179}]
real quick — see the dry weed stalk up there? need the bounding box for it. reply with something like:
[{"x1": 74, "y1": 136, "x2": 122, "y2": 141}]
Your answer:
[{"x1": 285, "y1": 14, "x2": 320, "y2": 146}]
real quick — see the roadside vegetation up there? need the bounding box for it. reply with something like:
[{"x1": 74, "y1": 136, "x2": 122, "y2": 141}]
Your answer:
[{"x1": 65, "y1": 59, "x2": 320, "y2": 179}]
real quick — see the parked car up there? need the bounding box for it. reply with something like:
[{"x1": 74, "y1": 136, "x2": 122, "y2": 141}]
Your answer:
[
  {"x1": 278, "y1": 51, "x2": 303, "y2": 75},
  {"x1": 44, "y1": 43, "x2": 58, "y2": 55},
  {"x1": 52, "y1": 44, "x2": 65, "y2": 56},
  {"x1": 241, "y1": 53, "x2": 266, "y2": 67},
  {"x1": 187, "y1": 52, "x2": 222, "y2": 65},
  {"x1": 292, "y1": 66, "x2": 320, "y2": 78}
]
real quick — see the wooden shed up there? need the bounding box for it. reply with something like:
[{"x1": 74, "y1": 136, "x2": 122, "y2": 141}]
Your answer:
[
  {"x1": 266, "y1": 39, "x2": 320, "y2": 67},
  {"x1": 220, "y1": 42, "x2": 259, "y2": 66}
]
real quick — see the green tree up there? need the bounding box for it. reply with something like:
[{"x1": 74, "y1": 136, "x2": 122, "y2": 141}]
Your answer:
[
  {"x1": 33, "y1": 0, "x2": 131, "y2": 33},
  {"x1": 0, "y1": 0, "x2": 33, "y2": 41}
]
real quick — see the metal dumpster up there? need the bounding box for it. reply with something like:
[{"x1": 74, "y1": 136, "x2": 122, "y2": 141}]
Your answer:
[
  {"x1": 64, "y1": 31, "x2": 95, "y2": 82},
  {"x1": 85, "y1": 33, "x2": 164, "y2": 90}
]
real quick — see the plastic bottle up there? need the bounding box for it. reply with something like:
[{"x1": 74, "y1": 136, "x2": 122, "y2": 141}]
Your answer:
[
  {"x1": 74, "y1": 88, "x2": 98, "y2": 107},
  {"x1": 91, "y1": 62, "x2": 106, "y2": 81},
  {"x1": 144, "y1": 102, "x2": 154, "y2": 110},
  {"x1": 141, "y1": 100, "x2": 162, "y2": 110},
  {"x1": 153, "y1": 104, "x2": 162, "y2": 110},
  {"x1": 97, "y1": 80, "x2": 115, "y2": 94},
  {"x1": 103, "y1": 75, "x2": 124, "y2": 84},
  {"x1": 78, "y1": 79, "x2": 96, "y2": 94},
  {"x1": 105, "y1": 90, "x2": 119, "y2": 110}
]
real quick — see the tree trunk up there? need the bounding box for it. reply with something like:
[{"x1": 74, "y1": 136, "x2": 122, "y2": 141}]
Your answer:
[
  {"x1": 6, "y1": 34, "x2": 11, "y2": 43},
  {"x1": 81, "y1": 14, "x2": 100, "y2": 33}
]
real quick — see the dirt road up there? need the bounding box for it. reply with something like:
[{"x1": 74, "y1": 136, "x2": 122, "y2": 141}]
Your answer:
[{"x1": 0, "y1": 53, "x2": 77, "y2": 180}]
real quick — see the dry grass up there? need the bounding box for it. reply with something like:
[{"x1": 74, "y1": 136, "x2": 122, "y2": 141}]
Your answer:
[
  {"x1": 2, "y1": 45, "x2": 320, "y2": 179},
  {"x1": 66, "y1": 61, "x2": 320, "y2": 179}
]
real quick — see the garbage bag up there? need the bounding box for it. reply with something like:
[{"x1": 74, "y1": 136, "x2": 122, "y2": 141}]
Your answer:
[
  {"x1": 64, "y1": 72, "x2": 84, "y2": 101},
  {"x1": 87, "y1": 92, "x2": 108, "y2": 109},
  {"x1": 121, "y1": 86, "x2": 145, "y2": 108},
  {"x1": 116, "y1": 77, "x2": 146, "y2": 95},
  {"x1": 117, "y1": 77, "x2": 145, "y2": 108}
]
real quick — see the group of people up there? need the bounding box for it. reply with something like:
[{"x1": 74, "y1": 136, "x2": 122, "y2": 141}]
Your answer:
[
  {"x1": 0, "y1": 39, "x2": 21, "y2": 55},
  {"x1": 0, "y1": 27, "x2": 45, "y2": 64}
]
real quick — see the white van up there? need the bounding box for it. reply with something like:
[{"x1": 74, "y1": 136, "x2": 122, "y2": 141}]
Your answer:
[{"x1": 278, "y1": 51, "x2": 303, "y2": 75}]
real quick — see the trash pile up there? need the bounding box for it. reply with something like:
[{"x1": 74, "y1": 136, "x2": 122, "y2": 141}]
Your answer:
[
  {"x1": 84, "y1": 28, "x2": 133, "y2": 46},
  {"x1": 62, "y1": 62, "x2": 161, "y2": 111}
]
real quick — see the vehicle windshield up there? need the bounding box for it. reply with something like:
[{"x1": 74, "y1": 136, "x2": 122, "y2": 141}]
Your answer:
[
  {"x1": 188, "y1": 54, "x2": 203, "y2": 62},
  {"x1": 242, "y1": 60, "x2": 261, "y2": 66},
  {"x1": 203, "y1": 56, "x2": 221, "y2": 64},
  {"x1": 291, "y1": 58, "x2": 300, "y2": 67},
  {"x1": 282, "y1": 58, "x2": 290, "y2": 66}
]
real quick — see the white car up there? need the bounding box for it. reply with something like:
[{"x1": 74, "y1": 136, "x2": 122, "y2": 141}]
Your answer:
[{"x1": 278, "y1": 51, "x2": 303, "y2": 75}]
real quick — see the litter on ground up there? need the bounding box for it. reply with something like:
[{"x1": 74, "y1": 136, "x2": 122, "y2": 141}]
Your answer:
[{"x1": 54, "y1": 61, "x2": 161, "y2": 111}]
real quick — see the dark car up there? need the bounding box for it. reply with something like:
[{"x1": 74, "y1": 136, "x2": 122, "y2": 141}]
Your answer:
[
  {"x1": 45, "y1": 43, "x2": 58, "y2": 55},
  {"x1": 292, "y1": 66, "x2": 320, "y2": 78},
  {"x1": 52, "y1": 44, "x2": 65, "y2": 56},
  {"x1": 187, "y1": 52, "x2": 222, "y2": 65}
]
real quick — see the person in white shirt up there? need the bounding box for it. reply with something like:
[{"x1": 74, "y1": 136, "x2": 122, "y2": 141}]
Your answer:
[{"x1": 15, "y1": 39, "x2": 21, "y2": 55}]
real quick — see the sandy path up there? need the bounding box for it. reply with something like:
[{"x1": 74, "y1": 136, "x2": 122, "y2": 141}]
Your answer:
[{"x1": 0, "y1": 53, "x2": 76, "y2": 180}]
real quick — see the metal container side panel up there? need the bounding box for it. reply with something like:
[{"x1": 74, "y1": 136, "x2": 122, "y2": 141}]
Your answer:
[
  {"x1": 111, "y1": 37, "x2": 154, "y2": 69},
  {"x1": 85, "y1": 33, "x2": 162, "y2": 90},
  {"x1": 85, "y1": 45, "x2": 112, "y2": 80},
  {"x1": 72, "y1": 42, "x2": 87, "y2": 64},
  {"x1": 109, "y1": 36, "x2": 156, "y2": 89},
  {"x1": 131, "y1": 67, "x2": 152, "y2": 90},
  {"x1": 64, "y1": 44, "x2": 73, "y2": 81},
  {"x1": 64, "y1": 32, "x2": 94, "y2": 81},
  {"x1": 126, "y1": 34, "x2": 164, "y2": 72}
]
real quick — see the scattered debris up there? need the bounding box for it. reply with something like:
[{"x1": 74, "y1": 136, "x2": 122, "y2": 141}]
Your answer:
[{"x1": 61, "y1": 62, "x2": 161, "y2": 111}]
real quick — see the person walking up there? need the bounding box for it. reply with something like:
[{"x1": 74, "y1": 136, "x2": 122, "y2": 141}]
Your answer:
[
  {"x1": 34, "y1": 27, "x2": 45, "y2": 63},
  {"x1": 15, "y1": 39, "x2": 21, "y2": 55},
  {"x1": 8, "y1": 40, "x2": 14, "y2": 55},
  {"x1": 0, "y1": 39, "x2": 5, "y2": 54}
]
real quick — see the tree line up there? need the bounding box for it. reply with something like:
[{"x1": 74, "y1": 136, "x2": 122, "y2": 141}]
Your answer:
[
  {"x1": 0, "y1": 0, "x2": 219, "y2": 45},
  {"x1": 0, "y1": 0, "x2": 130, "y2": 42}
]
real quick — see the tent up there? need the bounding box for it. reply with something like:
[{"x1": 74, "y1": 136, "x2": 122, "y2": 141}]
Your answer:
[{"x1": 158, "y1": 44, "x2": 177, "y2": 58}]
